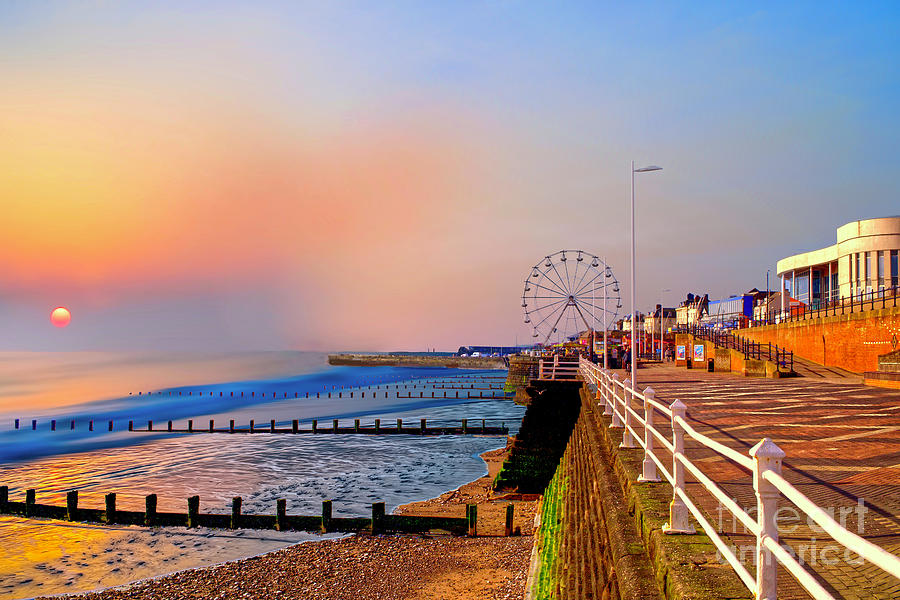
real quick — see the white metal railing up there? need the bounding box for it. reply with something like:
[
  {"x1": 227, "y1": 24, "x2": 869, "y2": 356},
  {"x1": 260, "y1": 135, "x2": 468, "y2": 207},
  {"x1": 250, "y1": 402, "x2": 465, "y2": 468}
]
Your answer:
[
  {"x1": 577, "y1": 356, "x2": 900, "y2": 600},
  {"x1": 537, "y1": 357, "x2": 580, "y2": 380}
]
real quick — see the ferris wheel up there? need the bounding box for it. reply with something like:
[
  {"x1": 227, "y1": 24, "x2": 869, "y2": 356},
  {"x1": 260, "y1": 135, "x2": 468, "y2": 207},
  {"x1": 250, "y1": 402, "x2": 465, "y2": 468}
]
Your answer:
[{"x1": 522, "y1": 250, "x2": 622, "y2": 346}]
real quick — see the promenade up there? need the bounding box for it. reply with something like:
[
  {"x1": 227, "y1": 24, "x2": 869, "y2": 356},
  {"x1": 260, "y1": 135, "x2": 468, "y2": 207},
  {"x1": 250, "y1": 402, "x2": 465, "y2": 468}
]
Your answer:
[{"x1": 635, "y1": 363, "x2": 900, "y2": 599}]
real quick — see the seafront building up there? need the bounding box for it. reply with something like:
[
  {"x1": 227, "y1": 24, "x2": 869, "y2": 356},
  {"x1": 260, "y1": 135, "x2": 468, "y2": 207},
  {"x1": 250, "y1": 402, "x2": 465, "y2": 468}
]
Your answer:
[{"x1": 776, "y1": 216, "x2": 900, "y2": 311}]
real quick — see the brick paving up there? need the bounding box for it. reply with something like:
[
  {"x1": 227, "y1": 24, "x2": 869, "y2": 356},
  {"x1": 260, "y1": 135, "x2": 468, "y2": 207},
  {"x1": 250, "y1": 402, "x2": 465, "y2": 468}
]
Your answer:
[{"x1": 619, "y1": 362, "x2": 900, "y2": 600}]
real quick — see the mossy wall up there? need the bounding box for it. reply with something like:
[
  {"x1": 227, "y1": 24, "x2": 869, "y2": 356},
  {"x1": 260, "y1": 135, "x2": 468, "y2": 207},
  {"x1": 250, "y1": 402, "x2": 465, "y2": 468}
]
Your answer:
[{"x1": 493, "y1": 381, "x2": 582, "y2": 493}]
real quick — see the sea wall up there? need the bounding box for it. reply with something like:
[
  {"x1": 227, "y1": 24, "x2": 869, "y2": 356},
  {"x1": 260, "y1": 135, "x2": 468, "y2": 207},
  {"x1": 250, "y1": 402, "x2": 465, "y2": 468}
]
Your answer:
[
  {"x1": 739, "y1": 306, "x2": 900, "y2": 374},
  {"x1": 525, "y1": 384, "x2": 750, "y2": 600},
  {"x1": 327, "y1": 354, "x2": 506, "y2": 369}
]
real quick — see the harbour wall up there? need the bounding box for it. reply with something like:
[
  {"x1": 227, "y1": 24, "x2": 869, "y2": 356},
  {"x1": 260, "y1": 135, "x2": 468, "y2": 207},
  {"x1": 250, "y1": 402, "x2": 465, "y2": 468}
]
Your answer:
[{"x1": 328, "y1": 354, "x2": 506, "y2": 369}]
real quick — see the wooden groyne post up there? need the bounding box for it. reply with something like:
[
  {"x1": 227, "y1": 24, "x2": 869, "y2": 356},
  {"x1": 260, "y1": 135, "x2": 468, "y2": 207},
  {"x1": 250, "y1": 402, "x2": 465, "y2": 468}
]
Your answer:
[
  {"x1": 372, "y1": 501, "x2": 385, "y2": 534},
  {"x1": 187, "y1": 495, "x2": 200, "y2": 528},
  {"x1": 105, "y1": 493, "x2": 116, "y2": 524},
  {"x1": 145, "y1": 493, "x2": 157, "y2": 526},
  {"x1": 231, "y1": 496, "x2": 242, "y2": 529},
  {"x1": 321, "y1": 500, "x2": 332, "y2": 533}
]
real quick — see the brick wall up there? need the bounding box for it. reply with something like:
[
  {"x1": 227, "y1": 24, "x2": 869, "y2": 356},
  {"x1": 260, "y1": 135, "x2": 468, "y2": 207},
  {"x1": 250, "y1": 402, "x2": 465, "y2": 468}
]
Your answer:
[{"x1": 740, "y1": 306, "x2": 900, "y2": 373}]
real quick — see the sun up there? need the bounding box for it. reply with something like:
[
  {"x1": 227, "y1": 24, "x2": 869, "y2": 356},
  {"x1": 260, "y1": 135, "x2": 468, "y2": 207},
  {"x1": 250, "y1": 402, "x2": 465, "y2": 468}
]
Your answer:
[{"x1": 51, "y1": 307, "x2": 71, "y2": 328}]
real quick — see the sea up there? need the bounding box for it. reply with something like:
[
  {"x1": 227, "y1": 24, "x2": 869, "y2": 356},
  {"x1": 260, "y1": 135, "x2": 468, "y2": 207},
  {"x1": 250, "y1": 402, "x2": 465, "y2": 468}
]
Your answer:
[{"x1": 0, "y1": 351, "x2": 525, "y2": 599}]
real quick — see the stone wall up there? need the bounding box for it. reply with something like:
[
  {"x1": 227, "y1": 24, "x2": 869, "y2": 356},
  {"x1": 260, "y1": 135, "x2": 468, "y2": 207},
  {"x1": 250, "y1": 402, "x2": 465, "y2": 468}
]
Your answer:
[
  {"x1": 327, "y1": 353, "x2": 506, "y2": 369},
  {"x1": 527, "y1": 391, "x2": 660, "y2": 600},
  {"x1": 526, "y1": 384, "x2": 751, "y2": 600},
  {"x1": 739, "y1": 306, "x2": 900, "y2": 374}
]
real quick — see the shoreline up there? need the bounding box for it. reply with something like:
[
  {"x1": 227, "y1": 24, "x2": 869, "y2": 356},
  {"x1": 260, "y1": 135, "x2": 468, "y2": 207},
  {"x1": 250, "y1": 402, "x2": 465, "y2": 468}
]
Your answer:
[{"x1": 40, "y1": 446, "x2": 537, "y2": 600}]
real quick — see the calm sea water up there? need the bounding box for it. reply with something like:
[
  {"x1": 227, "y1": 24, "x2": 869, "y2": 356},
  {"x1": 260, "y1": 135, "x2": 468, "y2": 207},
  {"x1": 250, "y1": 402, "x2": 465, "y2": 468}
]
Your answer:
[{"x1": 0, "y1": 351, "x2": 523, "y2": 598}]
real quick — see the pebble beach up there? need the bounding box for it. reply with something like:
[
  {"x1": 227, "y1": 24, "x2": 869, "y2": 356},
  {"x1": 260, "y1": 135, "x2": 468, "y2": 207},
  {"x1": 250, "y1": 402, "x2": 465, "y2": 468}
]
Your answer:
[{"x1": 40, "y1": 448, "x2": 538, "y2": 600}]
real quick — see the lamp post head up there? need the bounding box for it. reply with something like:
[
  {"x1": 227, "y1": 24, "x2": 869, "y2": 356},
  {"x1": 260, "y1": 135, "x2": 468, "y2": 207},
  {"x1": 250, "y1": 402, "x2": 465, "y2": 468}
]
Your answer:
[{"x1": 634, "y1": 165, "x2": 663, "y2": 173}]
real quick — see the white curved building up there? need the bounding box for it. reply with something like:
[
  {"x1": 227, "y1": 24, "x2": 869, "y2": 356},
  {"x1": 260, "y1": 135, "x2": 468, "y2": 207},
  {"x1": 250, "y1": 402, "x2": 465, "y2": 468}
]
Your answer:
[{"x1": 776, "y1": 216, "x2": 900, "y2": 310}]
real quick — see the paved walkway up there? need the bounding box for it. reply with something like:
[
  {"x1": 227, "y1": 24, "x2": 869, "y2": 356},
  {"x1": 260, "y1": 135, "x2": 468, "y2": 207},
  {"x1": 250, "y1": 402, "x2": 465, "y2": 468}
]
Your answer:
[{"x1": 628, "y1": 363, "x2": 900, "y2": 600}]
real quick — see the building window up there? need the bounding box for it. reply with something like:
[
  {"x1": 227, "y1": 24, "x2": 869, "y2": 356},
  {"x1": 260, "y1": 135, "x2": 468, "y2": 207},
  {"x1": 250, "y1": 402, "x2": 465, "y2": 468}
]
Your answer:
[
  {"x1": 878, "y1": 251, "x2": 885, "y2": 289},
  {"x1": 865, "y1": 252, "x2": 872, "y2": 290},
  {"x1": 855, "y1": 253, "x2": 860, "y2": 292},
  {"x1": 831, "y1": 270, "x2": 838, "y2": 301},
  {"x1": 892, "y1": 250, "x2": 898, "y2": 288}
]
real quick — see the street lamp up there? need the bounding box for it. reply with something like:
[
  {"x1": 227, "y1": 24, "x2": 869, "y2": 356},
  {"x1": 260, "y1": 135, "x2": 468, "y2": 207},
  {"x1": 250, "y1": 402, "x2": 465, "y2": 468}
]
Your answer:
[{"x1": 631, "y1": 162, "x2": 662, "y2": 388}]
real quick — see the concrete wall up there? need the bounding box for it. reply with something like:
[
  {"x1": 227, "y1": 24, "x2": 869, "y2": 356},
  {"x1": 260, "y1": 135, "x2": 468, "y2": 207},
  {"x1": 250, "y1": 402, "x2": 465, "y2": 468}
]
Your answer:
[{"x1": 740, "y1": 306, "x2": 900, "y2": 374}]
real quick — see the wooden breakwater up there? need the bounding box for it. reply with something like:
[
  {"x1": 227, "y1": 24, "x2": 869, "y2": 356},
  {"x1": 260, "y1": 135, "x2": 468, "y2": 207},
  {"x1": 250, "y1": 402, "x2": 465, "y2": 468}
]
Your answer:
[
  {"x1": 14, "y1": 417, "x2": 508, "y2": 436},
  {"x1": 127, "y1": 418, "x2": 507, "y2": 435},
  {"x1": 328, "y1": 354, "x2": 507, "y2": 369},
  {"x1": 0, "y1": 487, "x2": 507, "y2": 536}
]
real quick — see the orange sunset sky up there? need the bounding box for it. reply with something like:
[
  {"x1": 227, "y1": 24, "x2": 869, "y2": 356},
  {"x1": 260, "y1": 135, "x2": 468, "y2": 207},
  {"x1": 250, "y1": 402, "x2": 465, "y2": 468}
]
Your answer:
[{"x1": 2, "y1": 3, "x2": 898, "y2": 350}]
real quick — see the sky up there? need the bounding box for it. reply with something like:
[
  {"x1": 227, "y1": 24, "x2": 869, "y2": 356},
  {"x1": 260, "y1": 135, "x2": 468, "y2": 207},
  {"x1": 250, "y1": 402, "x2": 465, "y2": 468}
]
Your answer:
[{"x1": 1, "y1": 1, "x2": 898, "y2": 351}]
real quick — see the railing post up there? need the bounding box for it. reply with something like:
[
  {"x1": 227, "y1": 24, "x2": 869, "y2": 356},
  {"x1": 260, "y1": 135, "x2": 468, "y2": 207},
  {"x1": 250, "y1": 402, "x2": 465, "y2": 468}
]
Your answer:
[
  {"x1": 539, "y1": 359, "x2": 545, "y2": 380},
  {"x1": 620, "y1": 379, "x2": 636, "y2": 448},
  {"x1": 638, "y1": 387, "x2": 660, "y2": 482},
  {"x1": 601, "y1": 370, "x2": 613, "y2": 416},
  {"x1": 751, "y1": 438, "x2": 785, "y2": 600},
  {"x1": 609, "y1": 373, "x2": 622, "y2": 427},
  {"x1": 663, "y1": 400, "x2": 694, "y2": 534}
]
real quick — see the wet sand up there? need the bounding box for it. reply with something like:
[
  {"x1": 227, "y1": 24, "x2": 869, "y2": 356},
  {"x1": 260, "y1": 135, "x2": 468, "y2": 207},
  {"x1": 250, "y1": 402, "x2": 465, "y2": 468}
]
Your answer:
[{"x1": 39, "y1": 446, "x2": 538, "y2": 600}]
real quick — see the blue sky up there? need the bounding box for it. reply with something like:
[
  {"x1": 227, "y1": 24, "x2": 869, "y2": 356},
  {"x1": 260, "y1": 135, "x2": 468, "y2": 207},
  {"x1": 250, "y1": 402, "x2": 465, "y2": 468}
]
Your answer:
[{"x1": 0, "y1": 2, "x2": 898, "y2": 349}]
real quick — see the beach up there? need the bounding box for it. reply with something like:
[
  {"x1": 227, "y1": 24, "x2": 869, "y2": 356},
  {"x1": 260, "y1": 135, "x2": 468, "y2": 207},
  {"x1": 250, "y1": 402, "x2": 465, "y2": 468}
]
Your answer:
[
  {"x1": 35, "y1": 447, "x2": 537, "y2": 600},
  {"x1": 0, "y1": 355, "x2": 526, "y2": 598}
]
